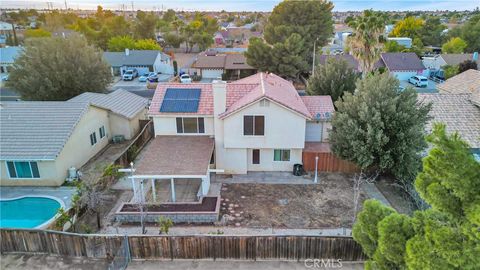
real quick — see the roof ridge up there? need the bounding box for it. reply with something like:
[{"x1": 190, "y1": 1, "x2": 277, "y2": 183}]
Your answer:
[{"x1": 260, "y1": 72, "x2": 265, "y2": 95}]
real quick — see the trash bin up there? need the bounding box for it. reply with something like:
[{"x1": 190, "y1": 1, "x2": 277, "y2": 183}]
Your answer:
[{"x1": 293, "y1": 164, "x2": 304, "y2": 176}]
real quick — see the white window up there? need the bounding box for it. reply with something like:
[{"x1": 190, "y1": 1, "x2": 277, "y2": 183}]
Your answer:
[
  {"x1": 176, "y1": 117, "x2": 205, "y2": 133},
  {"x1": 99, "y1": 126, "x2": 106, "y2": 139},
  {"x1": 274, "y1": 149, "x2": 290, "y2": 161},
  {"x1": 6, "y1": 161, "x2": 40, "y2": 179},
  {"x1": 90, "y1": 132, "x2": 97, "y2": 146}
]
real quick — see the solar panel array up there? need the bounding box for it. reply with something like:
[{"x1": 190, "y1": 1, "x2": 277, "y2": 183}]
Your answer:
[{"x1": 160, "y1": 88, "x2": 201, "y2": 113}]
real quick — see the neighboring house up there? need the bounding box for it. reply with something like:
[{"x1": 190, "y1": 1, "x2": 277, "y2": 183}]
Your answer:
[
  {"x1": 0, "y1": 91, "x2": 149, "y2": 186},
  {"x1": 103, "y1": 49, "x2": 173, "y2": 76},
  {"x1": 386, "y1": 37, "x2": 412, "y2": 48},
  {"x1": 318, "y1": 54, "x2": 386, "y2": 72},
  {"x1": 191, "y1": 53, "x2": 256, "y2": 80},
  {"x1": 214, "y1": 32, "x2": 225, "y2": 45},
  {"x1": 67, "y1": 90, "x2": 149, "y2": 140},
  {"x1": 380, "y1": 52, "x2": 426, "y2": 80},
  {"x1": 437, "y1": 69, "x2": 480, "y2": 95},
  {"x1": 148, "y1": 72, "x2": 334, "y2": 175},
  {"x1": 422, "y1": 53, "x2": 478, "y2": 70},
  {"x1": 0, "y1": 46, "x2": 22, "y2": 75},
  {"x1": 418, "y1": 93, "x2": 480, "y2": 159}
]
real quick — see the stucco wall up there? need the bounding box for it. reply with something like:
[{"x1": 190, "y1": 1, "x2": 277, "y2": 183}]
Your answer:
[
  {"x1": 246, "y1": 148, "x2": 302, "y2": 171},
  {"x1": 153, "y1": 116, "x2": 215, "y2": 136},
  {"x1": 110, "y1": 109, "x2": 147, "y2": 140},
  {"x1": 0, "y1": 106, "x2": 111, "y2": 186},
  {"x1": 223, "y1": 100, "x2": 306, "y2": 149},
  {"x1": 322, "y1": 121, "x2": 332, "y2": 142}
]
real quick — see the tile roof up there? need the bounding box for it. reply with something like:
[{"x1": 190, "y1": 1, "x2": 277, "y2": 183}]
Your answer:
[
  {"x1": 135, "y1": 136, "x2": 214, "y2": 175},
  {"x1": 437, "y1": 69, "x2": 480, "y2": 95},
  {"x1": 68, "y1": 90, "x2": 149, "y2": 119},
  {"x1": 0, "y1": 101, "x2": 90, "y2": 160},
  {"x1": 318, "y1": 54, "x2": 385, "y2": 71},
  {"x1": 192, "y1": 54, "x2": 253, "y2": 70},
  {"x1": 418, "y1": 93, "x2": 480, "y2": 148},
  {"x1": 224, "y1": 54, "x2": 254, "y2": 70},
  {"x1": 0, "y1": 46, "x2": 22, "y2": 63},
  {"x1": 150, "y1": 84, "x2": 214, "y2": 116},
  {"x1": 301, "y1": 96, "x2": 335, "y2": 120},
  {"x1": 440, "y1": 53, "x2": 475, "y2": 66},
  {"x1": 220, "y1": 73, "x2": 311, "y2": 119},
  {"x1": 150, "y1": 73, "x2": 324, "y2": 119},
  {"x1": 103, "y1": 50, "x2": 160, "y2": 67},
  {"x1": 381, "y1": 52, "x2": 425, "y2": 71},
  {"x1": 192, "y1": 55, "x2": 226, "y2": 69}
]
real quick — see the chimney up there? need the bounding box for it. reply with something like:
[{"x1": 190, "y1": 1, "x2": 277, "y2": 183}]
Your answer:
[
  {"x1": 125, "y1": 48, "x2": 130, "y2": 56},
  {"x1": 212, "y1": 80, "x2": 227, "y2": 116}
]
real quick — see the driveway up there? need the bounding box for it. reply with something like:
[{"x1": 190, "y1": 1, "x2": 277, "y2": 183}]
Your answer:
[
  {"x1": 110, "y1": 77, "x2": 148, "y2": 91},
  {"x1": 400, "y1": 79, "x2": 438, "y2": 93}
]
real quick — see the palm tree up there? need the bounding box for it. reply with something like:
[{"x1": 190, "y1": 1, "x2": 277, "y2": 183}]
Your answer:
[{"x1": 347, "y1": 10, "x2": 386, "y2": 75}]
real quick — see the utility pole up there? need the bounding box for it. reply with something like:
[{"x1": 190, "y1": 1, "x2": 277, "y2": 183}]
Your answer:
[
  {"x1": 131, "y1": 1, "x2": 134, "y2": 12},
  {"x1": 312, "y1": 37, "x2": 319, "y2": 75},
  {"x1": 64, "y1": 0, "x2": 67, "y2": 10}
]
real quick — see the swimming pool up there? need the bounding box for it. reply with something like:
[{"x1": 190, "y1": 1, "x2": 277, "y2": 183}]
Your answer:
[{"x1": 0, "y1": 196, "x2": 62, "y2": 229}]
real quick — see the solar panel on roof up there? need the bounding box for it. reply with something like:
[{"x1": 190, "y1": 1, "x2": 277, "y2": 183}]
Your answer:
[{"x1": 160, "y1": 88, "x2": 201, "y2": 113}]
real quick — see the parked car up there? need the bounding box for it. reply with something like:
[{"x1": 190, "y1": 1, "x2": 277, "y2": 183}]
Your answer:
[
  {"x1": 180, "y1": 74, "x2": 192, "y2": 83},
  {"x1": 122, "y1": 69, "x2": 138, "y2": 81},
  {"x1": 138, "y1": 73, "x2": 149, "y2": 82},
  {"x1": 147, "y1": 72, "x2": 159, "y2": 82},
  {"x1": 408, "y1": 76, "x2": 428, "y2": 88}
]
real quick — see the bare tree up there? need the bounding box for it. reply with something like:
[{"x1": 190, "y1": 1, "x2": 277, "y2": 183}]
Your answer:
[
  {"x1": 78, "y1": 174, "x2": 109, "y2": 230},
  {"x1": 352, "y1": 170, "x2": 379, "y2": 223}
]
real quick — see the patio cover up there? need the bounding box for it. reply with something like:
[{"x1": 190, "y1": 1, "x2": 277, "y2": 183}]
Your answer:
[{"x1": 135, "y1": 136, "x2": 214, "y2": 177}]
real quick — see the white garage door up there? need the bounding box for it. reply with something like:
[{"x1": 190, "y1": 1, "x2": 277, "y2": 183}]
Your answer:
[
  {"x1": 305, "y1": 122, "x2": 322, "y2": 142},
  {"x1": 202, "y1": 69, "x2": 223, "y2": 79}
]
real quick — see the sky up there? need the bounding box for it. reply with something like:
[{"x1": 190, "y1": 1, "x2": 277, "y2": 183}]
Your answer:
[{"x1": 2, "y1": 0, "x2": 479, "y2": 12}]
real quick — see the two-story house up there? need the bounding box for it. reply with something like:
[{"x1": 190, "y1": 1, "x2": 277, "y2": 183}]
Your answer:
[{"x1": 146, "y1": 72, "x2": 334, "y2": 175}]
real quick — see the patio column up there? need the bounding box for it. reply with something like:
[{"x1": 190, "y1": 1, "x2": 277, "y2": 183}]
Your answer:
[
  {"x1": 151, "y1": 179, "x2": 157, "y2": 202},
  {"x1": 170, "y1": 178, "x2": 176, "y2": 202},
  {"x1": 140, "y1": 179, "x2": 146, "y2": 204},
  {"x1": 201, "y1": 174, "x2": 210, "y2": 196},
  {"x1": 131, "y1": 177, "x2": 138, "y2": 203}
]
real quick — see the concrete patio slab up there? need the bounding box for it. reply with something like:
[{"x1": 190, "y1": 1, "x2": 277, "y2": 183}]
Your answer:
[{"x1": 213, "y1": 171, "x2": 317, "y2": 184}]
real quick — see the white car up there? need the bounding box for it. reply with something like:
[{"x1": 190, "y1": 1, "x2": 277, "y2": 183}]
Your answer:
[
  {"x1": 180, "y1": 74, "x2": 192, "y2": 83},
  {"x1": 408, "y1": 76, "x2": 428, "y2": 88}
]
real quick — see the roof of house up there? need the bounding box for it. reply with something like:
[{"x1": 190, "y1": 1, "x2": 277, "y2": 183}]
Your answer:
[
  {"x1": 301, "y1": 96, "x2": 335, "y2": 120},
  {"x1": 0, "y1": 46, "x2": 22, "y2": 63},
  {"x1": 192, "y1": 54, "x2": 253, "y2": 70},
  {"x1": 418, "y1": 93, "x2": 480, "y2": 148},
  {"x1": 381, "y1": 52, "x2": 425, "y2": 71},
  {"x1": 68, "y1": 90, "x2": 148, "y2": 119},
  {"x1": 0, "y1": 101, "x2": 90, "y2": 160},
  {"x1": 103, "y1": 50, "x2": 160, "y2": 67},
  {"x1": 220, "y1": 73, "x2": 311, "y2": 118},
  {"x1": 192, "y1": 55, "x2": 226, "y2": 69},
  {"x1": 224, "y1": 53, "x2": 255, "y2": 70},
  {"x1": 437, "y1": 69, "x2": 480, "y2": 95},
  {"x1": 440, "y1": 53, "x2": 475, "y2": 66},
  {"x1": 135, "y1": 136, "x2": 214, "y2": 175},
  {"x1": 318, "y1": 54, "x2": 385, "y2": 71},
  {"x1": 150, "y1": 72, "x2": 327, "y2": 120}
]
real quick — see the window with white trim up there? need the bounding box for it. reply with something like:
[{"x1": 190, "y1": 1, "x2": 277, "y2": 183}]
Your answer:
[
  {"x1": 274, "y1": 149, "x2": 290, "y2": 161},
  {"x1": 99, "y1": 126, "x2": 106, "y2": 139},
  {"x1": 176, "y1": 117, "x2": 205, "y2": 133},
  {"x1": 243, "y1": 115, "x2": 264, "y2": 136},
  {"x1": 90, "y1": 132, "x2": 97, "y2": 145},
  {"x1": 6, "y1": 161, "x2": 40, "y2": 178}
]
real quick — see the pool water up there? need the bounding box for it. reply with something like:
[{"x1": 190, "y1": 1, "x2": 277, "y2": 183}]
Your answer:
[{"x1": 0, "y1": 197, "x2": 61, "y2": 229}]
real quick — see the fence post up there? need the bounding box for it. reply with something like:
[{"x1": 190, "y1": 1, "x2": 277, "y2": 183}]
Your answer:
[{"x1": 169, "y1": 236, "x2": 174, "y2": 261}]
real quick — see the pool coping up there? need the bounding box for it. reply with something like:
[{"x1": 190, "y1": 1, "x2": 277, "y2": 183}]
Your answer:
[{"x1": 0, "y1": 195, "x2": 67, "y2": 230}]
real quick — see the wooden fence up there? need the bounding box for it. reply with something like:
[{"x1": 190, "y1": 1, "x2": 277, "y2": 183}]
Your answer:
[
  {"x1": 0, "y1": 229, "x2": 366, "y2": 261},
  {"x1": 302, "y1": 152, "x2": 359, "y2": 173},
  {"x1": 114, "y1": 120, "x2": 154, "y2": 167}
]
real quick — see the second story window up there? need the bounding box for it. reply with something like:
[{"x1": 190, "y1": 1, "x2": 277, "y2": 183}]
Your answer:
[
  {"x1": 244, "y1": 116, "x2": 264, "y2": 136},
  {"x1": 176, "y1": 117, "x2": 205, "y2": 134}
]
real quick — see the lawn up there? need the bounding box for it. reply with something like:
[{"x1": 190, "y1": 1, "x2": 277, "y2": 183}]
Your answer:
[{"x1": 219, "y1": 173, "x2": 366, "y2": 229}]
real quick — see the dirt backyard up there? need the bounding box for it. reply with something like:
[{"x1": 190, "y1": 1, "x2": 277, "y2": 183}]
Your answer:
[{"x1": 219, "y1": 173, "x2": 366, "y2": 229}]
